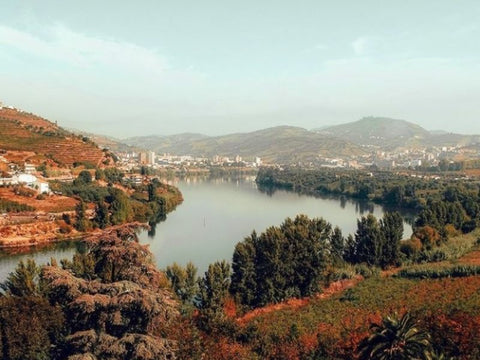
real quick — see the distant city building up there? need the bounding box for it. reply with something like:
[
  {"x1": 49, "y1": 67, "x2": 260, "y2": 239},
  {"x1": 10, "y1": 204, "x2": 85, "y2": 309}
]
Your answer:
[
  {"x1": 147, "y1": 151, "x2": 156, "y2": 165},
  {"x1": 139, "y1": 151, "x2": 156, "y2": 165}
]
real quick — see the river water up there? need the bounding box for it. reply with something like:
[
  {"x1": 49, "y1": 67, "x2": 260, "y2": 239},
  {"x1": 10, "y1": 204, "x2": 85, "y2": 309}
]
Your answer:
[{"x1": 0, "y1": 176, "x2": 412, "y2": 281}]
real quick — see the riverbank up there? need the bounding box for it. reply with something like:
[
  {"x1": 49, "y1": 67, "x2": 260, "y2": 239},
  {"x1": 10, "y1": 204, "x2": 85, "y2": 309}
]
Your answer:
[{"x1": 0, "y1": 220, "x2": 148, "y2": 249}]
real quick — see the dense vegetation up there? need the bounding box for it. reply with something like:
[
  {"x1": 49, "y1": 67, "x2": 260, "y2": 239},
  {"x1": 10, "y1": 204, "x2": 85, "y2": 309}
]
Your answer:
[
  {"x1": 2, "y1": 168, "x2": 480, "y2": 359},
  {"x1": 257, "y1": 168, "x2": 480, "y2": 260},
  {"x1": 229, "y1": 213, "x2": 402, "y2": 309},
  {"x1": 0, "y1": 227, "x2": 179, "y2": 360},
  {"x1": 50, "y1": 170, "x2": 183, "y2": 231}
]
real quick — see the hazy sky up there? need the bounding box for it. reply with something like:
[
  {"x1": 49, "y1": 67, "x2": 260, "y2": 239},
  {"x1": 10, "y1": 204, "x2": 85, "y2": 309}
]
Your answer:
[{"x1": 1, "y1": 1, "x2": 479, "y2": 138}]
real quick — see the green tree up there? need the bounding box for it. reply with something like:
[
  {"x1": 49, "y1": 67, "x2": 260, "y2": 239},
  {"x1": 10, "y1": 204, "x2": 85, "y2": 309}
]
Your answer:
[
  {"x1": 166, "y1": 261, "x2": 199, "y2": 305},
  {"x1": 61, "y1": 252, "x2": 96, "y2": 280},
  {"x1": 197, "y1": 260, "x2": 232, "y2": 332},
  {"x1": 343, "y1": 233, "x2": 356, "y2": 263},
  {"x1": 384, "y1": 185, "x2": 405, "y2": 205},
  {"x1": 379, "y1": 212, "x2": 404, "y2": 268},
  {"x1": 231, "y1": 215, "x2": 332, "y2": 308},
  {"x1": 74, "y1": 170, "x2": 93, "y2": 185},
  {"x1": 354, "y1": 214, "x2": 382, "y2": 266},
  {"x1": 231, "y1": 231, "x2": 258, "y2": 306},
  {"x1": 0, "y1": 296, "x2": 64, "y2": 360},
  {"x1": 357, "y1": 312, "x2": 431, "y2": 360},
  {"x1": 148, "y1": 182, "x2": 158, "y2": 202},
  {"x1": 74, "y1": 199, "x2": 89, "y2": 231},
  {"x1": 94, "y1": 168, "x2": 105, "y2": 181},
  {"x1": 108, "y1": 188, "x2": 133, "y2": 225},
  {"x1": 198, "y1": 260, "x2": 231, "y2": 311},
  {"x1": 0, "y1": 259, "x2": 41, "y2": 296},
  {"x1": 330, "y1": 226, "x2": 344, "y2": 265},
  {"x1": 93, "y1": 200, "x2": 110, "y2": 229}
]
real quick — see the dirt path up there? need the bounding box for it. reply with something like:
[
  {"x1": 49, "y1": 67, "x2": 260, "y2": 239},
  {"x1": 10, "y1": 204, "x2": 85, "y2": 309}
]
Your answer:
[{"x1": 236, "y1": 276, "x2": 363, "y2": 325}]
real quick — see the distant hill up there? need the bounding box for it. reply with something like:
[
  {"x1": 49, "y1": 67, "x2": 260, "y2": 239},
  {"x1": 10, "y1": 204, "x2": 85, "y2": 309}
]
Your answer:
[
  {"x1": 425, "y1": 132, "x2": 480, "y2": 147},
  {"x1": 124, "y1": 133, "x2": 209, "y2": 154},
  {"x1": 317, "y1": 117, "x2": 431, "y2": 149},
  {"x1": 316, "y1": 117, "x2": 480, "y2": 150},
  {"x1": 0, "y1": 107, "x2": 109, "y2": 167},
  {"x1": 124, "y1": 126, "x2": 366, "y2": 163},
  {"x1": 66, "y1": 129, "x2": 136, "y2": 153}
]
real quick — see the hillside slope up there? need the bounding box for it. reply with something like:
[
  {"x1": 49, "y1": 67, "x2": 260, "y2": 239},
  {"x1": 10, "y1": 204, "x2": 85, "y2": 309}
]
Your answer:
[
  {"x1": 0, "y1": 108, "x2": 108, "y2": 167},
  {"x1": 318, "y1": 116, "x2": 431, "y2": 149},
  {"x1": 124, "y1": 126, "x2": 366, "y2": 163}
]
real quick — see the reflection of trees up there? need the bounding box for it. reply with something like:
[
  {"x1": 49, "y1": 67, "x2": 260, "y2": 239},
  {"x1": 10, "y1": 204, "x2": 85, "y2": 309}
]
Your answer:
[
  {"x1": 356, "y1": 200, "x2": 375, "y2": 214},
  {"x1": 148, "y1": 213, "x2": 167, "y2": 238},
  {"x1": 382, "y1": 204, "x2": 416, "y2": 226},
  {"x1": 340, "y1": 195, "x2": 347, "y2": 209},
  {"x1": 257, "y1": 181, "x2": 417, "y2": 224},
  {"x1": 256, "y1": 183, "x2": 276, "y2": 197}
]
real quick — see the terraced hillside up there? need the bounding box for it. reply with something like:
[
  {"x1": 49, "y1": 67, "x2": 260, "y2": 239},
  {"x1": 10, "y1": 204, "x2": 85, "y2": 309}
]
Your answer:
[{"x1": 0, "y1": 108, "x2": 107, "y2": 167}]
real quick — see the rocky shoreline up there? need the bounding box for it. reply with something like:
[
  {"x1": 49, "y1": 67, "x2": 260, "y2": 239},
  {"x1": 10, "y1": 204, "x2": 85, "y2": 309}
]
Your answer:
[{"x1": 0, "y1": 220, "x2": 147, "y2": 250}]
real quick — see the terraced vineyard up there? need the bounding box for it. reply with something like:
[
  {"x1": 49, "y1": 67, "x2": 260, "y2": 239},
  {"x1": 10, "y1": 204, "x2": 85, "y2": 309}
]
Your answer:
[{"x1": 0, "y1": 108, "x2": 106, "y2": 167}]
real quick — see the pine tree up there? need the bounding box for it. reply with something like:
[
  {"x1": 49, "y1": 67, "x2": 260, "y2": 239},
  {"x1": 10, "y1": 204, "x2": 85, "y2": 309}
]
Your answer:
[
  {"x1": 0, "y1": 259, "x2": 41, "y2": 296},
  {"x1": 75, "y1": 200, "x2": 88, "y2": 231},
  {"x1": 330, "y1": 226, "x2": 345, "y2": 265},
  {"x1": 379, "y1": 212, "x2": 403, "y2": 268},
  {"x1": 198, "y1": 260, "x2": 231, "y2": 311},
  {"x1": 166, "y1": 262, "x2": 199, "y2": 305},
  {"x1": 354, "y1": 214, "x2": 382, "y2": 266},
  {"x1": 230, "y1": 231, "x2": 257, "y2": 307}
]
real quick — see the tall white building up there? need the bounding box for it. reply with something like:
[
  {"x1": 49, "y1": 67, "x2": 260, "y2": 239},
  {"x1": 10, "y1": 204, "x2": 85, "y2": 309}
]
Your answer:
[{"x1": 147, "y1": 151, "x2": 156, "y2": 165}]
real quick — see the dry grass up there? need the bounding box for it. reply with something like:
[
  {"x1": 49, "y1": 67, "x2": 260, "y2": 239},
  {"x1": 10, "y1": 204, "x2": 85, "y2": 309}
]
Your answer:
[
  {"x1": 0, "y1": 187, "x2": 77, "y2": 212},
  {"x1": 0, "y1": 108, "x2": 106, "y2": 167},
  {"x1": 236, "y1": 277, "x2": 362, "y2": 325}
]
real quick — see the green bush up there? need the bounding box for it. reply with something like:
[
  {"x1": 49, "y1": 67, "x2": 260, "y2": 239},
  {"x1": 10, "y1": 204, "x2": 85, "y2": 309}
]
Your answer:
[{"x1": 396, "y1": 265, "x2": 480, "y2": 279}]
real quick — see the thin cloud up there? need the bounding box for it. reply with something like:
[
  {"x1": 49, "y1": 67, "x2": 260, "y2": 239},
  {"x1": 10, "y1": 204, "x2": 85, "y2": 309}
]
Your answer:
[
  {"x1": 0, "y1": 24, "x2": 169, "y2": 74},
  {"x1": 314, "y1": 43, "x2": 328, "y2": 50},
  {"x1": 351, "y1": 36, "x2": 370, "y2": 56}
]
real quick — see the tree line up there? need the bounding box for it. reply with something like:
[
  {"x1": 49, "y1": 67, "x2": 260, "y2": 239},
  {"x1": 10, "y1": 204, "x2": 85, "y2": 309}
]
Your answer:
[{"x1": 50, "y1": 170, "x2": 183, "y2": 232}]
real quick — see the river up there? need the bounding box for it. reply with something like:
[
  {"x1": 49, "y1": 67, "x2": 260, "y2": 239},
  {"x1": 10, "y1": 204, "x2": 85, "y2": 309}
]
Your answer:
[{"x1": 0, "y1": 176, "x2": 412, "y2": 281}]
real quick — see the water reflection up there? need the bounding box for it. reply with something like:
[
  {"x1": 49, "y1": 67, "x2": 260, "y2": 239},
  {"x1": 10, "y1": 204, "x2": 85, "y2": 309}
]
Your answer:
[
  {"x1": 0, "y1": 175, "x2": 416, "y2": 281},
  {"x1": 0, "y1": 241, "x2": 81, "y2": 281},
  {"x1": 138, "y1": 176, "x2": 413, "y2": 273}
]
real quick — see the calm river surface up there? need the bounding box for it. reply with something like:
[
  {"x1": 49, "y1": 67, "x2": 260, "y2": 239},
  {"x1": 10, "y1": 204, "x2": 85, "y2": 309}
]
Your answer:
[{"x1": 0, "y1": 176, "x2": 412, "y2": 281}]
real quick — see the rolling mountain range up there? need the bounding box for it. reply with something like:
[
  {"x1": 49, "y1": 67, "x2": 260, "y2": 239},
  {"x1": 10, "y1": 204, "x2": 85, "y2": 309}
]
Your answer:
[
  {"x1": 3, "y1": 105, "x2": 478, "y2": 166},
  {"x1": 121, "y1": 117, "x2": 480, "y2": 163},
  {"x1": 124, "y1": 126, "x2": 367, "y2": 163}
]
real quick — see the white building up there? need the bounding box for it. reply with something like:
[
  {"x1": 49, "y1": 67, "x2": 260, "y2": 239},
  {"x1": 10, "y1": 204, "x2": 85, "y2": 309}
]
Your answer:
[
  {"x1": 18, "y1": 173, "x2": 37, "y2": 184},
  {"x1": 147, "y1": 151, "x2": 156, "y2": 165},
  {"x1": 35, "y1": 181, "x2": 50, "y2": 194},
  {"x1": 24, "y1": 163, "x2": 36, "y2": 174}
]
